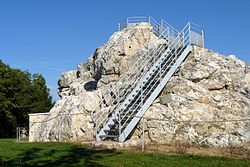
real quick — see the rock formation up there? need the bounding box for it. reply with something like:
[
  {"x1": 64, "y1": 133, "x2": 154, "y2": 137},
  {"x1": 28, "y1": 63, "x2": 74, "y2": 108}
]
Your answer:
[
  {"x1": 29, "y1": 23, "x2": 250, "y2": 148},
  {"x1": 140, "y1": 47, "x2": 250, "y2": 147}
]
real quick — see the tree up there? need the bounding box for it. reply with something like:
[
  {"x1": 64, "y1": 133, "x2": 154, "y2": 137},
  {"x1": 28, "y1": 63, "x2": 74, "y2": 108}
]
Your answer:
[{"x1": 0, "y1": 60, "x2": 54, "y2": 137}]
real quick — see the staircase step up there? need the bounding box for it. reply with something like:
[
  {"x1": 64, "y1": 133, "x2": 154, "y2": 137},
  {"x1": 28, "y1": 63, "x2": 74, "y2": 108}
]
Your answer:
[
  {"x1": 95, "y1": 21, "x2": 195, "y2": 142},
  {"x1": 112, "y1": 119, "x2": 118, "y2": 123},
  {"x1": 99, "y1": 135, "x2": 118, "y2": 139},
  {"x1": 108, "y1": 124, "x2": 115, "y2": 128},
  {"x1": 104, "y1": 129, "x2": 118, "y2": 134}
]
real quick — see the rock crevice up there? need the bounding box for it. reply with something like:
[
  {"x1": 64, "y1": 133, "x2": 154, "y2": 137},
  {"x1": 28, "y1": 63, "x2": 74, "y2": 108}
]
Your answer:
[{"x1": 29, "y1": 23, "x2": 250, "y2": 149}]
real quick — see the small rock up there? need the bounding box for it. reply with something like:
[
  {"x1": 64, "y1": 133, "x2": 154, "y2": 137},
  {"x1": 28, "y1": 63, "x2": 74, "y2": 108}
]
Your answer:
[
  {"x1": 213, "y1": 95, "x2": 223, "y2": 102},
  {"x1": 58, "y1": 70, "x2": 77, "y2": 88},
  {"x1": 159, "y1": 94, "x2": 172, "y2": 105}
]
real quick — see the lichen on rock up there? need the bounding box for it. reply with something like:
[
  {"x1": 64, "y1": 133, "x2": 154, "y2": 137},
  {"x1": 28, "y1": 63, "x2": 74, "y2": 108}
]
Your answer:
[{"x1": 29, "y1": 23, "x2": 250, "y2": 149}]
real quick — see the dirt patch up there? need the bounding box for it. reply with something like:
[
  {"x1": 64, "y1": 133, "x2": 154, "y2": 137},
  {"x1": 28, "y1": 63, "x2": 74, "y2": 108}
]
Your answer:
[
  {"x1": 136, "y1": 143, "x2": 250, "y2": 159},
  {"x1": 84, "y1": 140, "x2": 250, "y2": 159}
]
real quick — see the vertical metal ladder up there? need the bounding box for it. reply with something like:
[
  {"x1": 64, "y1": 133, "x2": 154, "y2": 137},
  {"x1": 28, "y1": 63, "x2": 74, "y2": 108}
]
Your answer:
[{"x1": 92, "y1": 17, "x2": 204, "y2": 142}]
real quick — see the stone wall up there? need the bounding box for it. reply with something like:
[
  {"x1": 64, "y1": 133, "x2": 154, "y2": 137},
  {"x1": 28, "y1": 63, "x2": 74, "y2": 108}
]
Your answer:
[{"x1": 29, "y1": 113, "x2": 50, "y2": 141}]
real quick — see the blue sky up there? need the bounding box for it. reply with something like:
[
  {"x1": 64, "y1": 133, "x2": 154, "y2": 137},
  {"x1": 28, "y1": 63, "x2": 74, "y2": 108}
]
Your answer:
[{"x1": 0, "y1": 0, "x2": 250, "y2": 101}]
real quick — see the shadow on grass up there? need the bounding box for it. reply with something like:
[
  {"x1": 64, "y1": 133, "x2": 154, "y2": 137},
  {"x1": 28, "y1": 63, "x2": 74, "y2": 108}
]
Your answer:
[{"x1": 0, "y1": 144, "x2": 119, "y2": 167}]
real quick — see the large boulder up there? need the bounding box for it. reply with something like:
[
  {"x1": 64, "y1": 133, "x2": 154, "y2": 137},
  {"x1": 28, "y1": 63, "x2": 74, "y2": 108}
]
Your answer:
[
  {"x1": 31, "y1": 91, "x2": 101, "y2": 142},
  {"x1": 58, "y1": 70, "x2": 78, "y2": 88},
  {"x1": 87, "y1": 23, "x2": 163, "y2": 87}
]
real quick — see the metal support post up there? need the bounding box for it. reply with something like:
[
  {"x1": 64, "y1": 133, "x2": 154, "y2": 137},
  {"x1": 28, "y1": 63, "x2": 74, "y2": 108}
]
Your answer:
[
  {"x1": 201, "y1": 30, "x2": 205, "y2": 48},
  {"x1": 140, "y1": 81, "x2": 143, "y2": 105},
  {"x1": 160, "y1": 19, "x2": 163, "y2": 36},
  {"x1": 141, "y1": 118, "x2": 145, "y2": 152},
  {"x1": 18, "y1": 127, "x2": 20, "y2": 142},
  {"x1": 148, "y1": 16, "x2": 151, "y2": 24},
  {"x1": 59, "y1": 114, "x2": 62, "y2": 142},
  {"x1": 167, "y1": 27, "x2": 170, "y2": 45},
  {"x1": 16, "y1": 127, "x2": 20, "y2": 143},
  {"x1": 160, "y1": 62, "x2": 162, "y2": 79},
  {"x1": 181, "y1": 32, "x2": 184, "y2": 49},
  {"x1": 118, "y1": 111, "x2": 121, "y2": 142},
  {"x1": 188, "y1": 23, "x2": 191, "y2": 45},
  {"x1": 118, "y1": 91, "x2": 121, "y2": 142},
  {"x1": 95, "y1": 127, "x2": 98, "y2": 142}
]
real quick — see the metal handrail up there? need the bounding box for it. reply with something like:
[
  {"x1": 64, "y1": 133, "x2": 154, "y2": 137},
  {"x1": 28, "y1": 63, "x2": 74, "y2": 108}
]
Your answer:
[
  {"x1": 95, "y1": 42, "x2": 166, "y2": 131},
  {"x1": 93, "y1": 17, "x2": 204, "y2": 140},
  {"x1": 94, "y1": 22, "x2": 187, "y2": 133},
  {"x1": 94, "y1": 27, "x2": 171, "y2": 131},
  {"x1": 93, "y1": 25, "x2": 181, "y2": 132},
  {"x1": 91, "y1": 17, "x2": 179, "y2": 123},
  {"x1": 118, "y1": 16, "x2": 179, "y2": 39},
  {"x1": 119, "y1": 22, "x2": 202, "y2": 131},
  {"x1": 94, "y1": 20, "x2": 182, "y2": 125}
]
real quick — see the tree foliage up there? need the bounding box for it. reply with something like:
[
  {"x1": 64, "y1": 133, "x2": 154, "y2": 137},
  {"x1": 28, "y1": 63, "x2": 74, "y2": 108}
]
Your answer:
[{"x1": 0, "y1": 60, "x2": 54, "y2": 137}]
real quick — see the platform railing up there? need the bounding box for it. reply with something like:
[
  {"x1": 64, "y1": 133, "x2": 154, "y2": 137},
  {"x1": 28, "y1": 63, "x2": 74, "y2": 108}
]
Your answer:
[{"x1": 118, "y1": 16, "x2": 179, "y2": 41}]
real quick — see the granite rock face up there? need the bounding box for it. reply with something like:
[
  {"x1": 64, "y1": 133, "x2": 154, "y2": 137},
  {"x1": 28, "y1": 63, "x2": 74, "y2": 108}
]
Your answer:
[{"x1": 29, "y1": 23, "x2": 250, "y2": 148}]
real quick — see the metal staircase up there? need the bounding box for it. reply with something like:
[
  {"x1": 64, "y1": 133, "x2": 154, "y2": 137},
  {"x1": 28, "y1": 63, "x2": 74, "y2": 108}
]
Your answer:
[{"x1": 91, "y1": 17, "x2": 204, "y2": 142}]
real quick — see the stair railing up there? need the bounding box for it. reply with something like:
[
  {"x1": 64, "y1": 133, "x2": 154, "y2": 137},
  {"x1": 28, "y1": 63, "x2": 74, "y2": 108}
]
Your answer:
[
  {"x1": 91, "y1": 18, "x2": 178, "y2": 125},
  {"x1": 94, "y1": 25, "x2": 177, "y2": 134},
  {"x1": 118, "y1": 22, "x2": 204, "y2": 132}
]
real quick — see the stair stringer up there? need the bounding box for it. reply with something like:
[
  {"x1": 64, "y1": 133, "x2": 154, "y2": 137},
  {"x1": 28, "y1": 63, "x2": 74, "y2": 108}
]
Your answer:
[
  {"x1": 96, "y1": 47, "x2": 171, "y2": 141},
  {"x1": 96, "y1": 118, "x2": 116, "y2": 141},
  {"x1": 115, "y1": 48, "x2": 171, "y2": 114}
]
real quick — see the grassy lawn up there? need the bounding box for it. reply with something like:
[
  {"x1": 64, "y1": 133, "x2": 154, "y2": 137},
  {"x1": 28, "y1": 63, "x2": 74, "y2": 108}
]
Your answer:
[{"x1": 0, "y1": 139, "x2": 249, "y2": 167}]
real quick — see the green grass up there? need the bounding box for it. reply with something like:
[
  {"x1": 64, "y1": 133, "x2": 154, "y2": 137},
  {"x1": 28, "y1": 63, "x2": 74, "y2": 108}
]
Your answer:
[{"x1": 0, "y1": 139, "x2": 249, "y2": 167}]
